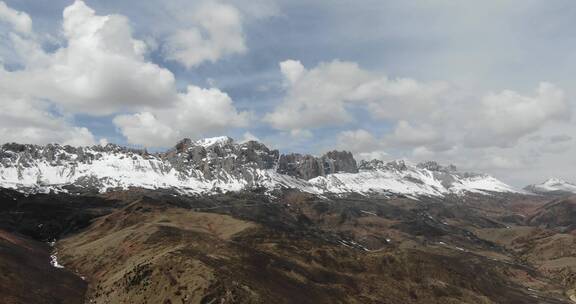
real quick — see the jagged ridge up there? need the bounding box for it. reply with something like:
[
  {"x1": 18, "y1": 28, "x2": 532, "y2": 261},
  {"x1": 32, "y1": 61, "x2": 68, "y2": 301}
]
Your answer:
[{"x1": 0, "y1": 137, "x2": 520, "y2": 197}]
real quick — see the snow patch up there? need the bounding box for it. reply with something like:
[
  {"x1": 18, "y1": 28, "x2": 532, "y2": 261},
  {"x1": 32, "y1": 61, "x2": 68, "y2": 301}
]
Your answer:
[{"x1": 50, "y1": 253, "x2": 64, "y2": 269}]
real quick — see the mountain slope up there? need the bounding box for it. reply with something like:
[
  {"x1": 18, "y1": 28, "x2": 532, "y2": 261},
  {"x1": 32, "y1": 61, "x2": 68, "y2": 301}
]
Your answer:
[
  {"x1": 310, "y1": 160, "x2": 518, "y2": 197},
  {"x1": 0, "y1": 137, "x2": 520, "y2": 197},
  {"x1": 525, "y1": 178, "x2": 576, "y2": 195},
  {"x1": 51, "y1": 190, "x2": 570, "y2": 304},
  {"x1": 526, "y1": 196, "x2": 576, "y2": 230}
]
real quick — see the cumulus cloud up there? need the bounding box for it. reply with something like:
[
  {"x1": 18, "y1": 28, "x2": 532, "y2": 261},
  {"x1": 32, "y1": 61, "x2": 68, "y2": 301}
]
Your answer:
[
  {"x1": 386, "y1": 121, "x2": 440, "y2": 147},
  {"x1": 0, "y1": 1, "x2": 32, "y2": 34},
  {"x1": 269, "y1": 59, "x2": 571, "y2": 155},
  {"x1": 0, "y1": 1, "x2": 249, "y2": 147},
  {"x1": 2, "y1": 0, "x2": 176, "y2": 115},
  {"x1": 112, "y1": 112, "x2": 176, "y2": 147},
  {"x1": 240, "y1": 131, "x2": 260, "y2": 143},
  {"x1": 114, "y1": 86, "x2": 250, "y2": 147},
  {"x1": 336, "y1": 129, "x2": 382, "y2": 153},
  {"x1": 163, "y1": 1, "x2": 247, "y2": 68},
  {"x1": 0, "y1": 90, "x2": 95, "y2": 146},
  {"x1": 264, "y1": 59, "x2": 450, "y2": 130},
  {"x1": 264, "y1": 60, "x2": 365, "y2": 129},
  {"x1": 280, "y1": 60, "x2": 305, "y2": 85},
  {"x1": 466, "y1": 82, "x2": 569, "y2": 147}
]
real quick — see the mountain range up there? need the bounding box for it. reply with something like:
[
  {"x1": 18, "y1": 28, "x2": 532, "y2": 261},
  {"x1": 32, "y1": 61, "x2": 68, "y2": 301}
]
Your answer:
[
  {"x1": 0, "y1": 136, "x2": 521, "y2": 197},
  {"x1": 2, "y1": 137, "x2": 576, "y2": 304}
]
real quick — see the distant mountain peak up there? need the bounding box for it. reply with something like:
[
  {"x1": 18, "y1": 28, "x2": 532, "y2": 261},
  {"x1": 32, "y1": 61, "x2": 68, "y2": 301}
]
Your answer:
[
  {"x1": 525, "y1": 178, "x2": 576, "y2": 195},
  {"x1": 543, "y1": 177, "x2": 570, "y2": 184},
  {"x1": 194, "y1": 136, "x2": 234, "y2": 148}
]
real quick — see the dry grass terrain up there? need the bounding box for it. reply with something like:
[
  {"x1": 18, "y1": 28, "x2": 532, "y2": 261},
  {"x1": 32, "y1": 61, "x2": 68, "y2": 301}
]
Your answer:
[{"x1": 1, "y1": 188, "x2": 575, "y2": 303}]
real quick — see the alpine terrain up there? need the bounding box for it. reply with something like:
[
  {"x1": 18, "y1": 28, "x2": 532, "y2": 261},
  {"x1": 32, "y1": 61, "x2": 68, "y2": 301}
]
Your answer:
[{"x1": 1, "y1": 137, "x2": 576, "y2": 304}]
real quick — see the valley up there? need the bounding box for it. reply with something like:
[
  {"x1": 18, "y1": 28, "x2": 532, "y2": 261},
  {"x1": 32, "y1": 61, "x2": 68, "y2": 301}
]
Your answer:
[{"x1": 1, "y1": 186, "x2": 576, "y2": 303}]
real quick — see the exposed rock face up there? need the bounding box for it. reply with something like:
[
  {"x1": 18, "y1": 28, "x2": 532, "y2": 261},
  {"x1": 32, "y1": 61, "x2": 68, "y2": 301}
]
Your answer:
[
  {"x1": 322, "y1": 151, "x2": 358, "y2": 175},
  {"x1": 277, "y1": 154, "x2": 322, "y2": 180},
  {"x1": 162, "y1": 137, "x2": 280, "y2": 181},
  {"x1": 416, "y1": 161, "x2": 457, "y2": 173},
  {"x1": 359, "y1": 160, "x2": 407, "y2": 171},
  {"x1": 277, "y1": 150, "x2": 358, "y2": 180}
]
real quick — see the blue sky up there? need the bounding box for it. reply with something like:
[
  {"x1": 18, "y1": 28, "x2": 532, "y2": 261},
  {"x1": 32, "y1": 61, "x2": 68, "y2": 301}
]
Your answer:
[{"x1": 1, "y1": 0, "x2": 576, "y2": 185}]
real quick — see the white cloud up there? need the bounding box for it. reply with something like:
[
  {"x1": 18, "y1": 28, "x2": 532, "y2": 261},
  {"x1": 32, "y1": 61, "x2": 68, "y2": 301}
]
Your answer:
[
  {"x1": 112, "y1": 112, "x2": 177, "y2": 147},
  {"x1": 0, "y1": 1, "x2": 32, "y2": 34},
  {"x1": 386, "y1": 121, "x2": 440, "y2": 147},
  {"x1": 163, "y1": 1, "x2": 247, "y2": 68},
  {"x1": 289, "y1": 129, "x2": 313, "y2": 139},
  {"x1": 0, "y1": 90, "x2": 95, "y2": 146},
  {"x1": 264, "y1": 60, "x2": 363, "y2": 129},
  {"x1": 0, "y1": 1, "x2": 249, "y2": 148},
  {"x1": 2, "y1": 0, "x2": 176, "y2": 115},
  {"x1": 270, "y1": 59, "x2": 571, "y2": 156},
  {"x1": 99, "y1": 138, "x2": 109, "y2": 146},
  {"x1": 411, "y1": 146, "x2": 434, "y2": 159},
  {"x1": 337, "y1": 129, "x2": 382, "y2": 153},
  {"x1": 355, "y1": 151, "x2": 389, "y2": 162},
  {"x1": 466, "y1": 82, "x2": 569, "y2": 147},
  {"x1": 114, "y1": 86, "x2": 250, "y2": 147},
  {"x1": 265, "y1": 59, "x2": 450, "y2": 130},
  {"x1": 240, "y1": 131, "x2": 260, "y2": 143},
  {"x1": 280, "y1": 60, "x2": 305, "y2": 85}
]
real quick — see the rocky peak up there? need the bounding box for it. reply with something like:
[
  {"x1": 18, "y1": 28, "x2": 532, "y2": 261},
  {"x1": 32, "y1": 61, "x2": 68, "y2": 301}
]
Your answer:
[
  {"x1": 416, "y1": 161, "x2": 457, "y2": 173},
  {"x1": 161, "y1": 137, "x2": 280, "y2": 180},
  {"x1": 359, "y1": 160, "x2": 409, "y2": 172},
  {"x1": 194, "y1": 136, "x2": 233, "y2": 148},
  {"x1": 358, "y1": 159, "x2": 384, "y2": 171},
  {"x1": 174, "y1": 138, "x2": 193, "y2": 153},
  {"x1": 277, "y1": 150, "x2": 359, "y2": 180},
  {"x1": 321, "y1": 151, "x2": 358, "y2": 175}
]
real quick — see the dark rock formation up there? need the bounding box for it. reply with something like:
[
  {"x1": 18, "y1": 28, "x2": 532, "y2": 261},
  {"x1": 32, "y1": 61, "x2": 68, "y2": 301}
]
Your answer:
[
  {"x1": 322, "y1": 151, "x2": 358, "y2": 175},
  {"x1": 277, "y1": 154, "x2": 323, "y2": 180},
  {"x1": 417, "y1": 161, "x2": 457, "y2": 172},
  {"x1": 277, "y1": 150, "x2": 358, "y2": 180}
]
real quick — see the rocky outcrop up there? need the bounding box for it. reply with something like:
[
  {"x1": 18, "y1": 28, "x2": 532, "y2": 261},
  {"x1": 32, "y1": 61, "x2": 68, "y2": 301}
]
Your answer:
[
  {"x1": 277, "y1": 150, "x2": 358, "y2": 180},
  {"x1": 277, "y1": 154, "x2": 323, "y2": 180},
  {"x1": 162, "y1": 137, "x2": 280, "y2": 180},
  {"x1": 416, "y1": 161, "x2": 457, "y2": 173},
  {"x1": 322, "y1": 151, "x2": 358, "y2": 175},
  {"x1": 359, "y1": 160, "x2": 404, "y2": 171}
]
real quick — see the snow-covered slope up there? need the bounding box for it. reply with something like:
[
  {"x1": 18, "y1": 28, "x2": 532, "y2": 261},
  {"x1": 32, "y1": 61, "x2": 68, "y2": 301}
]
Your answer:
[
  {"x1": 310, "y1": 160, "x2": 519, "y2": 197},
  {"x1": 0, "y1": 137, "x2": 520, "y2": 197},
  {"x1": 0, "y1": 138, "x2": 313, "y2": 195},
  {"x1": 525, "y1": 178, "x2": 576, "y2": 195}
]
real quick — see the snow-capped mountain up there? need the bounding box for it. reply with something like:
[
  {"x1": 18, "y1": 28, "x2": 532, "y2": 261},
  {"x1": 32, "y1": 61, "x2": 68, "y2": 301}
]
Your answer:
[
  {"x1": 0, "y1": 137, "x2": 520, "y2": 197},
  {"x1": 310, "y1": 160, "x2": 518, "y2": 197},
  {"x1": 524, "y1": 178, "x2": 576, "y2": 195}
]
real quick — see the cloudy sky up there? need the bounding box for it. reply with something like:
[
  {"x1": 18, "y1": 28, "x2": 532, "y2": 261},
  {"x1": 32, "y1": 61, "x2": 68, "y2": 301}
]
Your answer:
[{"x1": 1, "y1": 0, "x2": 575, "y2": 186}]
